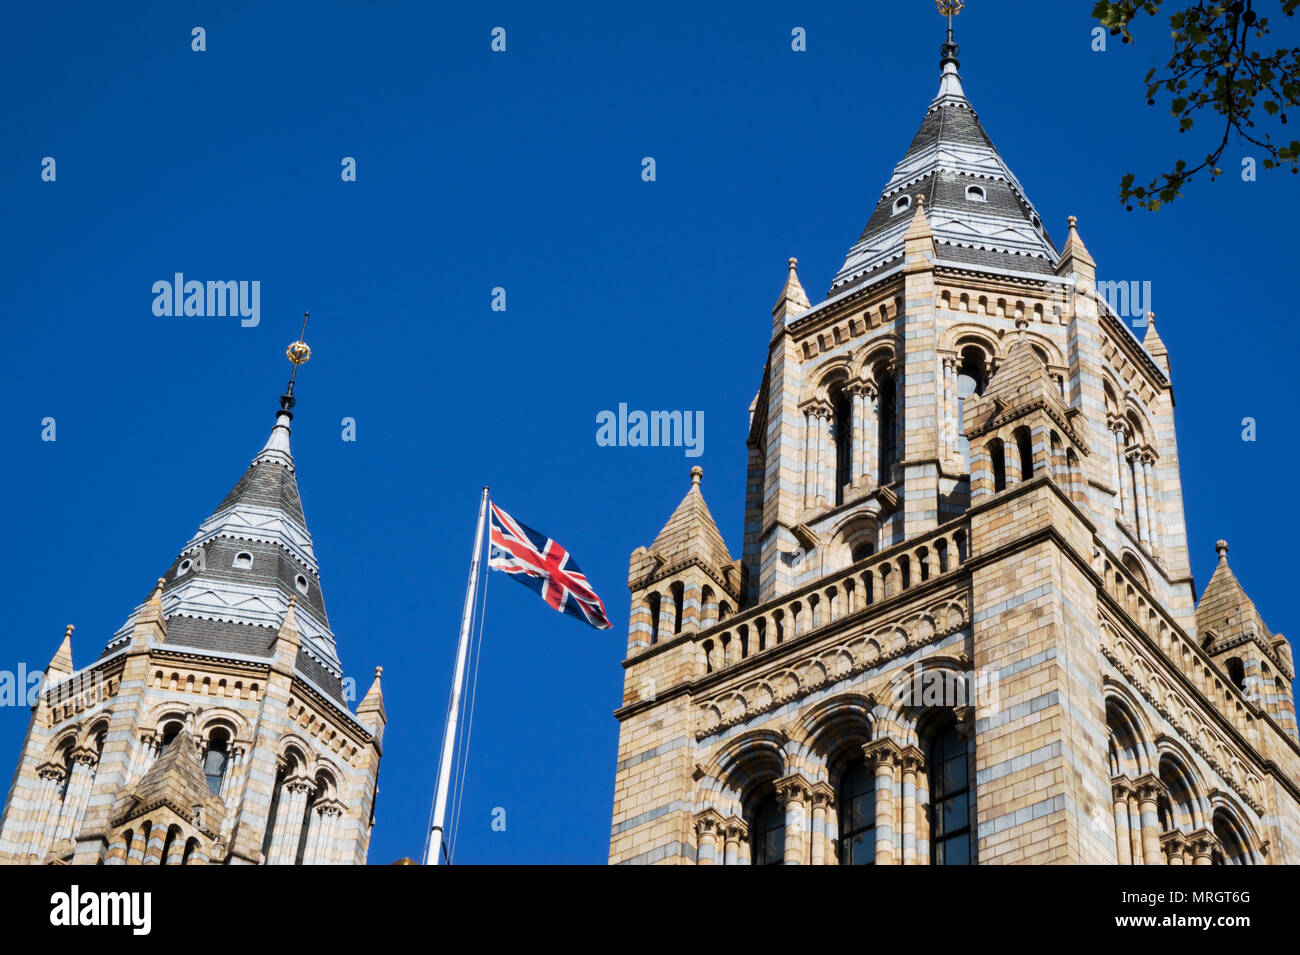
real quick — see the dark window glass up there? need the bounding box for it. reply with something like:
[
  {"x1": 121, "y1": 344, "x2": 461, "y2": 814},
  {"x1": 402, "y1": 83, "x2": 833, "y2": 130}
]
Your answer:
[
  {"x1": 878, "y1": 376, "x2": 897, "y2": 484},
  {"x1": 204, "y1": 740, "x2": 228, "y2": 796},
  {"x1": 838, "y1": 761, "x2": 876, "y2": 865},
  {"x1": 750, "y1": 793, "x2": 785, "y2": 865},
  {"x1": 834, "y1": 393, "x2": 852, "y2": 505},
  {"x1": 929, "y1": 724, "x2": 971, "y2": 865}
]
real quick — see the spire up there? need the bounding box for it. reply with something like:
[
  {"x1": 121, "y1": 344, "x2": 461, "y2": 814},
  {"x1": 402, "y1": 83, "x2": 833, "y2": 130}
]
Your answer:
[
  {"x1": 116, "y1": 727, "x2": 224, "y2": 835},
  {"x1": 935, "y1": 0, "x2": 966, "y2": 102},
  {"x1": 102, "y1": 315, "x2": 353, "y2": 708},
  {"x1": 649, "y1": 467, "x2": 733, "y2": 572},
  {"x1": 832, "y1": 2, "x2": 1056, "y2": 294},
  {"x1": 358, "y1": 666, "x2": 386, "y2": 738},
  {"x1": 1056, "y1": 215, "x2": 1096, "y2": 277},
  {"x1": 771, "y1": 257, "x2": 811, "y2": 330},
  {"x1": 1196, "y1": 539, "x2": 1275, "y2": 650},
  {"x1": 1142, "y1": 311, "x2": 1170, "y2": 374},
  {"x1": 47, "y1": 625, "x2": 74, "y2": 679}
]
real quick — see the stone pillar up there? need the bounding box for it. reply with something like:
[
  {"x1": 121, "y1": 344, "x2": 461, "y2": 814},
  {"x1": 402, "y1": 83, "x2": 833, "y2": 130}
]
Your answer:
[
  {"x1": 143, "y1": 822, "x2": 167, "y2": 865},
  {"x1": 1127, "y1": 791, "x2": 1144, "y2": 864},
  {"x1": 942, "y1": 355, "x2": 956, "y2": 461},
  {"x1": 809, "y1": 782, "x2": 834, "y2": 865},
  {"x1": 1111, "y1": 777, "x2": 1133, "y2": 865},
  {"x1": 126, "y1": 827, "x2": 148, "y2": 864},
  {"x1": 863, "y1": 384, "x2": 879, "y2": 485},
  {"x1": 104, "y1": 832, "x2": 128, "y2": 865},
  {"x1": 1134, "y1": 774, "x2": 1166, "y2": 865},
  {"x1": 164, "y1": 830, "x2": 186, "y2": 865},
  {"x1": 721, "y1": 816, "x2": 747, "y2": 866},
  {"x1": 774, "y1": 773, "x2": 812, "y2": 865},
  {"x1": 850, "y1": 390, "x2": 865, "y2": 487},
  {"x1": 1132, "y1": 453, "x2": 1150, "y2": 544},
  {"x1": 693, "y1": 809, "x2": 723, "y2": 865},
  {"x1": 1142, "y1": 451, "x2": 1159, "y2": 549},
  {"x1": 1115, "y1": 427, "x2": 1131, "y2": 518},
  {"x1": 864, "y1": 740, "x2": 899, "y2": 865},
  {"x1": 27, "y1": 766, "x2": 63, "y2": 860},
  {"x1": 819, "y1": 411, "x2": 833, "y2": 505},
  {"x1": 268, "y1": 775, "x2": 314, "y2": 865},
  {"x1": 898, "y1": 746, "x2": 924, "y2": 865},
  {"x1": 1189, "y1": 829, "x2": 1217, "y2": 866},
  {"x1": 803, "y1": 409, "x2": 816, "y2": 509},
  {"x1": 1161, "y1": 830, "x2": 1188, "y2": 865}
]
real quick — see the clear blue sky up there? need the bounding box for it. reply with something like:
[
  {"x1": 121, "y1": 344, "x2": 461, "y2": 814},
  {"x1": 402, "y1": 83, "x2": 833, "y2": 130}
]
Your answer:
[{"x1": 1, "y1": 1, "x2": 1296, "y2": 864}]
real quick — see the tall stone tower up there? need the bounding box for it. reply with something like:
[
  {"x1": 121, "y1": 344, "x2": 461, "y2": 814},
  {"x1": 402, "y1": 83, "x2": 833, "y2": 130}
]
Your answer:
[
  {"x1": 0, "y1": 333, "x2": 385, "y2": 865},
  {"x1": 608, "y1": 23, "x2": 1300, "y2": 865}
]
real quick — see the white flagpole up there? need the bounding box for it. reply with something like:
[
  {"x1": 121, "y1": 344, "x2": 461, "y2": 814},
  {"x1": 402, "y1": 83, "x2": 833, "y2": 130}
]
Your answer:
[{"x1": 426, "y1": 486, "x2": 490, "y2": 865}]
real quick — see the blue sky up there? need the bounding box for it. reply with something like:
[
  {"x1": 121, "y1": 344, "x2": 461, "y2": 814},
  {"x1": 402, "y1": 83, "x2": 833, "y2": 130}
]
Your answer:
[{"x1": 1, "y1": 1, "x2": 1296, "y2": 864}]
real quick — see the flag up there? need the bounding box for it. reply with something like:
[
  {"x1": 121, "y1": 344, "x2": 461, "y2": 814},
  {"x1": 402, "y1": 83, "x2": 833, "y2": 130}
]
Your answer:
[{"x1": 487, "y1": 502, "x2": 612, "y2": 630}]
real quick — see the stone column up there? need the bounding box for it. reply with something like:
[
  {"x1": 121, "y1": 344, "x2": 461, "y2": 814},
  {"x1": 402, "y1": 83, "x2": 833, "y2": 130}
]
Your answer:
[
  {"x1": 268, "y1": 775, "x2": 314, "y2": 865},
  {"x1": 803, "y1": 409, "x2": 816, "y2": 509},
  {"x1": 1111, "y1": 777, "x2": 1133, "y2": 865},
  {"x1": 850, "y1": 390, "x2": 865, "y2": 488},
  {"x1": 1189, "y1": 829, "x2": 1217, "y2": 866},
  {"x1": 164, "y1": 830, "x2": 185, "y2": 865},
  {"x1": 863, "y1": 384, "x2": 878, "y2": 486},
  {"x1": 693, "y1": 809, "x2": 723, "y2": 865},
  {"x1": 1142, "y1": 451, "x2": 1160, "y2": 549},
  {"x1": 809, "y1": 782, "x2": 834, "y2": 865},
  {"x1": 819, "y1": 411, "x2": 833, "y2": 504},
  {"x1": 104, "y1": 832, "x2": 128, "y2": 865},
  {"x1": 126, "y1": 827, "x2": 148, "y2": 864},
  {"x1": 774, "y1": 773, "x2": 812, "y2": 865},
  {"x1": 941, "y1": 356, "x2": 956, "y2": 461},
  {"x1": 1132, "y1": 453, "x2": 1150, "y2": 544},
  {"x1": 1134, "y1": 774, "x2": 1167, "y2": 865},
  {"x1": 1114, "y1": 426, "x2": 1131, "y2": 518},
  {"x1": 307, "y1": 802, "x2": 343, "y2": 864},
  {"x1": 898, "y1": 746, "x2": 924, "y2": 865},
  {"x1": 1161, "y1": 830, "x2": 1188, "y2": 865},
  {"x1": 864, "y1": 740, "x2": 899, "y2": 865},
  {"x1": 1127, "y1": 790, "x2": 1144, "y2": 864},
  {"x1": 721, "y1": 816, "x2": 748, "y2": 866},
  {"x1": 28, "y1": 766, "x2": 65, "y2": 860},
  {"x1": 143, "y1": 822, "x2": 167, "y2": 865}
]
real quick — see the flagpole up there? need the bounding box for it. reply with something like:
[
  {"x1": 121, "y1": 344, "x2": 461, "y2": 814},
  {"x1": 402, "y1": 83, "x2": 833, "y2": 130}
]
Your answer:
[{"x1": 426, "y1": 486, "x2": 490, "y2": 866}]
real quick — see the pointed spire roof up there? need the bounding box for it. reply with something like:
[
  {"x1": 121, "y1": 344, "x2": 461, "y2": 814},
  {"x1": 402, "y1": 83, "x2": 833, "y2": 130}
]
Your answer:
[
  {"x1": 103, "y1": 325, "x2": 352, "y2": 708},
  {"x1": 47, "y1": 625, "x2": 74, "y2": 678},
  {"x1": 116, "y1": 728, "x2": 222, "y2": 833},
  {"x1": 649, "y1": 467, "x2": 733, "y2": 572},
  {"x1": 1142, "y1": 312, "x2": 1170, "y2": 374},
  {"x1": 1196, "y1": 540, "x2": 1274, "y2": 649},
  {"x1": 772, "y1": 257, "x2": 811, "y2": 321},
  {"x1": 831, "y1": 25, "x2": 1057, "y2": 293}
]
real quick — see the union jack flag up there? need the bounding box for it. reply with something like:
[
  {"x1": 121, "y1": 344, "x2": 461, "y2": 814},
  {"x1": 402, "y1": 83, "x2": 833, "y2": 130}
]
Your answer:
[{"x1": 487, "y1": 502, "x2": 612, "y2": 630}]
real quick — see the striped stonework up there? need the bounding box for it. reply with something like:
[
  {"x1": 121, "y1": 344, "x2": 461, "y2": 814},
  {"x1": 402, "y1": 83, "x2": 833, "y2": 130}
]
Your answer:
[{"x1": 607, "y1": 40, "x2": 1300, "y2": 865}]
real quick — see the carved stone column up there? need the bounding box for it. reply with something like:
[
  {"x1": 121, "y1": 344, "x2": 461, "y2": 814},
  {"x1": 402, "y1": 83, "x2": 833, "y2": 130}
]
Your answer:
[
  {"x1": 1141, "y1": 450, "x2": 1160, "y2": 550},
  {"x1": 803, "y1": 409, "x2": 816, "y2": 509},
  {"x1": 1133, "y1": 774, "x2": 1167, "y2": 865},
  {"x1": 1111, "y1": 776, "x2": 1133, "y2": 865},
  {"x1": 721, "y1": 815, "x2": 748, "y2": 866},
  {"x1": 1160, "y1": 829, "x2": 1189, "y2": 865},
  {"x1": 864, "y1": 739, "x2": 901, "y2": 865},
  {"x1": 693, "y1": 809, "x2": 724, "y2": 865},
  {"x1": 809, "y1": 782, "x2": 835, "y2": 866},
  {"x1": 1188, "y1": 828, "x2": 1218, "y2": 866},
  {"x1": 898, "y1": 745, "x2": 924, "y2": 865},
  {"x1": 774, "y1": 773, "x2": 813, "y2": 865},
  {"x1": 1131, "y1": 451, "x2": 1150, "y2": 544}
]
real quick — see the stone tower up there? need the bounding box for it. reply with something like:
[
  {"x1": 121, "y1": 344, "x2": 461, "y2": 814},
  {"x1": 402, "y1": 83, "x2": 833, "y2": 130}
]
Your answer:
[
  {"x1": 0, "y1": 345, "x2": 385, "y2": 865},
  {"x1": 608, "y1": 26, "x2": 1300, "y2": 865}
]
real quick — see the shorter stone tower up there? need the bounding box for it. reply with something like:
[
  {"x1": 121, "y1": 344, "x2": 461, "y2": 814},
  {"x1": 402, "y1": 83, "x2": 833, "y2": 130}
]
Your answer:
[{"x1": 0, "y1": 339, "x2": 386, "y2": 865}]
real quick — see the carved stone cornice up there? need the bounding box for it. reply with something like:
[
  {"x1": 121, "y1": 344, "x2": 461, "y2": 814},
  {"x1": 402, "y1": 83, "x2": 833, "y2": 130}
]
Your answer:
[
  {"x1": 720, "y1": 815, "x2": 748, "y2": 842},
  {"x1": 1110, "y1": 774, "x2": 1135, "y2": 800},
  {"x1": 809, "y1": 781, "x2": 836, "y2": 808},
  {"x1": 1132, "y1": 772, "x2": 1167, "y2": 804},
  {"x1": 1186, "y1": 827, "x2": 1219, "y2": 860},
  {"x1": 862, "y1": 738, "x2": 903, "y2": 768}
]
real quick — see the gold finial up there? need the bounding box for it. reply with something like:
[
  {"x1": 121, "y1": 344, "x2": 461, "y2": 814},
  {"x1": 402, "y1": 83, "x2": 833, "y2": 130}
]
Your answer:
[
  {"x1": 281, "y1": 312, "x2": 312, "y2": 411},
  {"x1": 936, "y1": 0, "x2": 964, "y2": 15}
]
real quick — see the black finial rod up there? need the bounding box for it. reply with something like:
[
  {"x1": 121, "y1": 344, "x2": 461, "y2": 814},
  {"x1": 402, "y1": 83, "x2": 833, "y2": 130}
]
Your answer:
[
  {"x1": 280, "y1": 311, "x2": 313, "y2": 414},
  {"x1": 937, "y1": 0, "x2": 963, "y2": 70}
]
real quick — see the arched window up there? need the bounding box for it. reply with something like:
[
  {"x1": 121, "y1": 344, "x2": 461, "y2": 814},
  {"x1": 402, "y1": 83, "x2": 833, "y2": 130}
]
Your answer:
[
  {"x1": 892, "y1": 195, "x2": 911, "y2": 214},
  {"x1": 294, "y1": 781, "x2": 321, "y2": 865},
  {"x1": 929, "y1": 723, "x2": 972, "y2": 864},
  {"x1": 749, "y1": 789, "x2": 785, "y2": 865},
  {"x1": 204, "y1": 727, "x2": 230, "y2": 796},
  {"x1": 838, "y1": 760, "x2": 876, "y2": 864},
  {"x1": 670, "y1": 582, "x2": 684, "y2": 636},
  {"x1": 1226, "y1": 658, "x2": 1246, "y2": 693},
  {"x1": 832, "y1": 388, "x2": 853, "y2": 505},
  {"x1": 851, "y1": 541, "x2": 874, "y2": 563},
  {"x1": 1213, "y1": 811, "x2": 1253, "y2": 864},
  {"x1": 965, "y1": 184, "x2": 987, "y2": 202},
  {"x1": 158, "y1": 719, "x2": 182, "y2": 755},
  {"x1": 989, "y1": 438, "x2": 1006, "y2": 492},
  {"x1": 647, "y1": 592, "x2": 661, "y2": 645},
  {"x1": 1014, "y1": 426, "x2": 1033, "y2": 480},
  {"x1": 876, "y1": 371, "x2": 897, "y2": 485}
]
